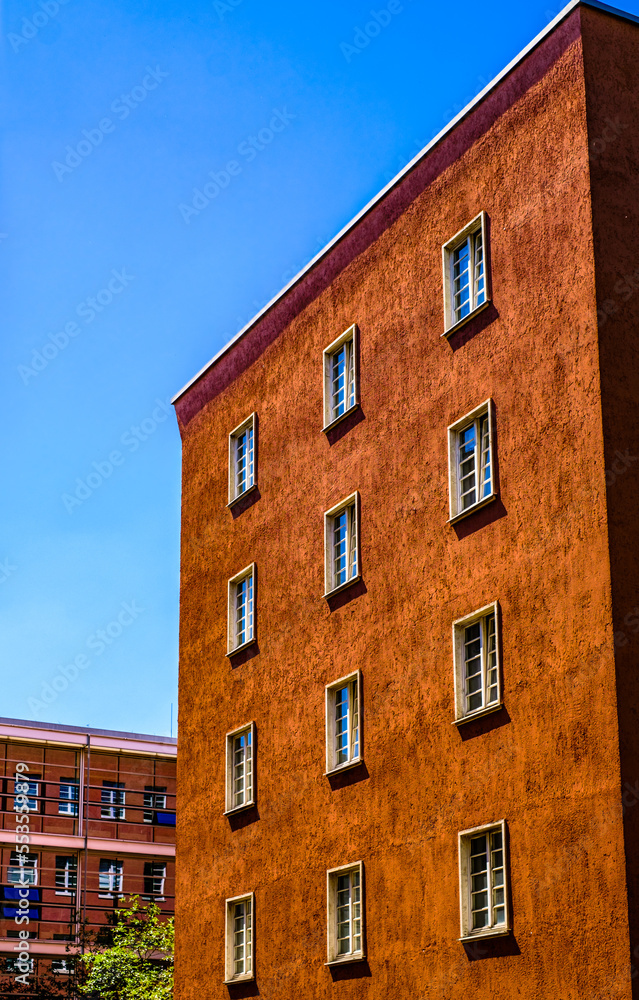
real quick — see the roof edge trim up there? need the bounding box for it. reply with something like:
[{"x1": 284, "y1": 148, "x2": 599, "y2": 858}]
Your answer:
[{"x1": 172, "y1": 0, "x2": 637, "y2": 405}]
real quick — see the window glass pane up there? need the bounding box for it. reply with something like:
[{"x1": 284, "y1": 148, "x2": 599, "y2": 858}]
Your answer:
[
  {"x1": 233, "y1": 900, "x2": 251, "y2": 975},
  {"x1": 235, "y1": 426, "x2": 254, "y2": 496},
  {"x1": 14, "y1": 776, "x2": 39, "y2": 812},
  {"x1": 479, "y1": 415, "x2": 491, "y2": 497},
  {"x1": 55, "y1": 856, "x2": 77, "y2": 890},
  {"x1": 335, "y1": 687, "x2": 349, "y2": 765},
  {"x1": 333, "y1": 511, "x2": 348, "y2": 587},
  {"x1": 486, "y1": 613, "x2": 498, "y2": 704},
  {"x1": 474, "y1": 229, "x2": 485, "y2": 307},
  {"x1": 235, "y1": 574, "x2": 253, "y2": 646},
  {"x1": 233, "y1": 730, "x2": 252, "y2": 806},
  {"x1": 464, "y1": 622, "x2": 483, "y2": 713},
  {"x1": 8, "y1": 853, "x2": 37, "y2": 886},
  {"x1": 347, "y1": 340, "x2": 355, "y2": 410},
  {"x1": 349, "y1": 505, "x2": 357, "y2": 580},
  {"x1": 458, "y1": 424, "x2": 477, "y2": 510},
  {"x1": 453, "y1": 238, "x2": 471, "y2": 321},
  {"x1": 59, "y1": 780, "x2": 79, "y2": 816},
  {"x1": 331, "y1": 346, "x2": 346, "y2": 419},
  {"x1": 351, "y1": 682, "x2": 359, "y2": 760}
]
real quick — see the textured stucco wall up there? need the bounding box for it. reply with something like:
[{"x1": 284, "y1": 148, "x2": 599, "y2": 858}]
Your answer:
[{"x1": 174, "y1": 10, "x2": 631, "y2": 998}]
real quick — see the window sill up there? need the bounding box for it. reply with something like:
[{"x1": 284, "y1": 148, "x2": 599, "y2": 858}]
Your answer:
[
  {"x1": 323, "y1": 574, "x2": 361, "y2": 601},
  {"x1": 54, "y1": 891, "x2": 74, "y2": 897},
  {"x1": 442, "y1": 298, "x2": 491, "y2": 339},
  {"x1": 226, "y1": 636, "x2": 256, "y2": 659},
  {"x1": 322, "y1": 402, "x2": 360, "y2": 435},
  {"x1": 325, "y1": 952, "x2": 366, "y2": 967},
  {"x1": 459, "y1": 926, "x2": 510, "y2": 943},
  {"x1": 227, "y1": 483, "x2": 258, "y2": 509},
  {"x1": 223, "y1": 800, "x2": 255, "y2": 817},
  {"x1": 224, "y1": 973, "x2": 255, "y2": 985},
  {"x1": 325, "y1": 757, "x2": 363, "y2": 777},
  {"x1": 453, "y1": 703, "x2": 503, "y2": 727},
  {"x1": 448, "y1": 492, "x2": 497, "y2": 525}
]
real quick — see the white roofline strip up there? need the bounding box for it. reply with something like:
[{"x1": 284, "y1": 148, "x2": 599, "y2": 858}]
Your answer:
[{"x1": 172, "y1": 0, "x2": 637, "y2": 405}]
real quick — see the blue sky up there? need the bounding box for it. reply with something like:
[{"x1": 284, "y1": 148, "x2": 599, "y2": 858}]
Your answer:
[{"x1": 2, "y1": 0, "x2": 634, "y2": 737}]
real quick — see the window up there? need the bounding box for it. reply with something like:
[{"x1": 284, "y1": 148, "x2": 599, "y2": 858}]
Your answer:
[
  {"x1": 14, "y1": 774, "x2": 39, "y2": 812},
  {"x1": 227, "y1": 564, "x2": 256, "y2": 654},
  {"x1": 459, "y1": 821, "x2": 509, "y2": 940},
  {"x1": 52, "y1": 959, "x2": 71, "y2": 974},
  {"x1": 324, "y1": 494, "x2": 359, "y2": 596},
  {"x1": 98, "y1": 858, "x2": 123, "y2": 896},
  {"x1": 5, "y1": 957, "x2": 34, "y2": 974},
  {"x1": 323, "y1": 325, "x2": 358, "y2": 430},
  {"x1": 143, "y1": 862, "x2": 166, "y2": 899},
  {"x1": 101, "y1": 781, "x2": 125, "y2": 820},
  {"x1": 228, "y1": 414, "x2": 256, "y2": 505},
  {"x1": 225, "y1": 723, "x2": 255, "y2": 814},
  {"x1": 58, "y1": 779, "x2": 79, "y2": 816},
  {"x1": 224, "y1": 893, "x2": 254, "y2": 984},
  {"x1": 325, "y1": 672, "x2": 361, "y2": 774},
  {"x1": 442, "y1": 211, "x2": 489, "y2": 334},
  {"x1": 326, "y1": 862, "x2": 364, "y2": 965},
  {"x1": 453, "y1": 603, "x2": 501, "y2": 722},
  {"x1": 55, "y1": 856, "x2": 77, "y2": 893},
  {"x1": 143, "y1": 786, "x2": 167, "y2": 823},
  {"x1": 448, "y1": 400, "x2": 495, "y2": 521},
  {"x1": 8, "y1": 852, "x2": 37, "y2": 885}
]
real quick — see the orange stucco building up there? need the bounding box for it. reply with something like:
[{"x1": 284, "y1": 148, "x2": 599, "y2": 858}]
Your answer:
[{"x1": 172, "y1": 2, "x2": 639, "y2": 996}]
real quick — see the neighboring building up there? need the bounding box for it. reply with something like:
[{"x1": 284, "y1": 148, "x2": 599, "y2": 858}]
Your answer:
[
  {"x1": 172, "y1": 1, "x2": 639, "y2": 997},
  {"x1": 0, "y1": 717, "x2": 176, "y2": 996}
]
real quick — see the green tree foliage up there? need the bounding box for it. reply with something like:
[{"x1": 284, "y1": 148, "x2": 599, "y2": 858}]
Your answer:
[{"x1": 79, "y1": 897, "x2": 173, "y2": 1000}]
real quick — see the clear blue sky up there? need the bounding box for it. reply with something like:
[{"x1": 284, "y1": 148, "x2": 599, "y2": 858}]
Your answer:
[{"x1": 2, "y1": 0, "x2": 633, "y2": 737}]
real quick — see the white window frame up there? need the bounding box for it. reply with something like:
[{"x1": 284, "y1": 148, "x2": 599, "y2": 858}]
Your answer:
[
  {"x1": 452, "y1": 602, "x2": 501, "y2": 724},
  {"x1": 58, "y1": 778, "x2": 79, "y2": 816},
  {"x1": 55, "y1": 855, "x2": 77, "y2": 895},
  {"x1": 324, "y1": 493, "x2": 360, "y2": 597},
  {"x1": 8, "y1": 852, "x2": 38, "y2": 886},
  {"x1": 142, "y1": 861, "x2": 166, "y2": 900},
  {"x1": 227, "y1": 563, "x2": 256, "y2": 655},
  {"x1": 326, "y1": 861, "x2": 365, "y2": 966},
  {"x1": 228, "y1": 413, "x2": 257, "y2": 506},
  {"x1": 448, "y1": 399, "x2": 495, "y2": 522},
  {"x1": 325, "y1": 672, "x2": 362, "y2": 775},
  {"x1": 322, "y1": 324, "x2": 359, "y2": 431},
  {"x1": 442, "y1": 211, "x2": 490, "y2": 336},
  {"x1": 143, "y1": 785, "x2": 167, "y2": 823},
  {"x1": 224, "y1": 892, "x2": 254, "y2": 984},
  {"x1": 14, "y1": 774, "x2": 39, "y2": 812},
  {"x1": 98, "y1": 858, "x2": 124, "y2": 898},
  {"x1": 100, "y1": 781, "x2": 126, "y2": 820},
  {"x1": 458, "y1": 820, "x2": 510, "y2": 941},
  {"x1": 52, "y1": 959, "x2": 71, "y2": 975},
  {"x1": 225, "y1": 722, "x2": 256, "y2": 815}
]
